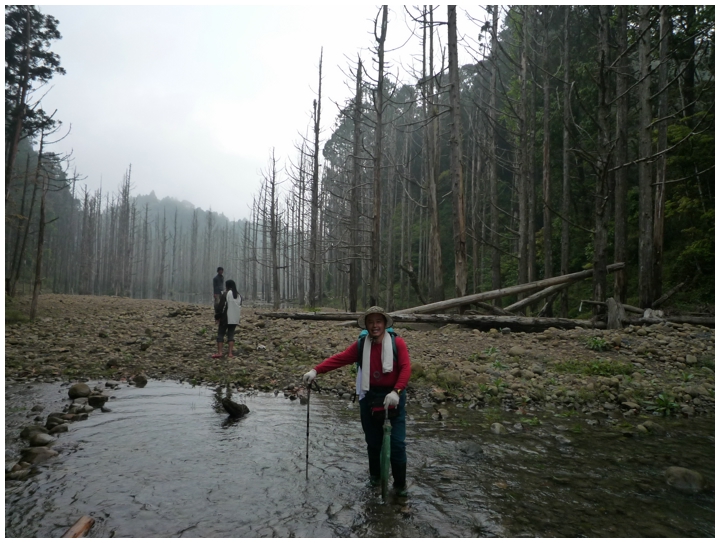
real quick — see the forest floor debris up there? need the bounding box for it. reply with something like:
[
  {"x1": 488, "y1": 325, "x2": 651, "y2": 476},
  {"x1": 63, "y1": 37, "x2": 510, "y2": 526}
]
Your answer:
[{"x1": 5, "y1": 294, "x2": 715, "y2": 418}]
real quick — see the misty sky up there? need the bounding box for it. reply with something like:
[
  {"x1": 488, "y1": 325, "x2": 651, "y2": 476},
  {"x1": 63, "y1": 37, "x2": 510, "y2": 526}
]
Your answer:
[{"x1": 37, "y1": 5, "x2": 489, "y2": 221}]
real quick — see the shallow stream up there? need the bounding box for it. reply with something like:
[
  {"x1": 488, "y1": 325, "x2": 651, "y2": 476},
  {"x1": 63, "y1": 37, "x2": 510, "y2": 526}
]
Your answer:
[{"x1": 5, "y1": 380, "x2": 715, "y2": 537}]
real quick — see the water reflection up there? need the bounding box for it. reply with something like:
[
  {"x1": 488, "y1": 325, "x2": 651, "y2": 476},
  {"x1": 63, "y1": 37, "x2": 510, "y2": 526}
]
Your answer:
[{"x1": 5, "y1": 381, "x2": 714, "y2": 537}]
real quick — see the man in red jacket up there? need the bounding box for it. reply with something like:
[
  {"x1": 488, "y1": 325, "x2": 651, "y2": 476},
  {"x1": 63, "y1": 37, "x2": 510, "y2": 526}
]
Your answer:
[{"x1": 303, "y1": 306, "x2": 411, "y2": 496}]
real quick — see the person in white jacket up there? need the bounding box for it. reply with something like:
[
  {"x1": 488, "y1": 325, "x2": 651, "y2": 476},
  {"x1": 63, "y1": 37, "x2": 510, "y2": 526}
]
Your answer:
[{"x1": 213, "y1": 279, "x2": 242, "y2": 359}]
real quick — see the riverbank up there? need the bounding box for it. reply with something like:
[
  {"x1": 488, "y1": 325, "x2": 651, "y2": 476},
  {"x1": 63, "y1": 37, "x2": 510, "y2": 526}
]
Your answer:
[{"x1": 5, "y1": 294, "x2": 715, "y2": 419}]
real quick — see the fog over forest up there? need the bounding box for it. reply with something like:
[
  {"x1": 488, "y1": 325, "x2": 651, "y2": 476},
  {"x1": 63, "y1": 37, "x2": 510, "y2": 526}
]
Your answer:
[{"x1": 5, "y1": 6, "x2": 714, "y2": 319}]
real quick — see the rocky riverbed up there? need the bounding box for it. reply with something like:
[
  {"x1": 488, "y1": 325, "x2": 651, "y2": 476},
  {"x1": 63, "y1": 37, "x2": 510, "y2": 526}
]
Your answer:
[{"x1": 5, "y1": 294, "x2": 715, "y2": 420}]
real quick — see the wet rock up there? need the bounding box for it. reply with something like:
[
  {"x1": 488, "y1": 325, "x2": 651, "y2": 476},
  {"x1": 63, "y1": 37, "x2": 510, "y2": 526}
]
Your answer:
[
  {"x1": 665, "y1": 466, "x2": 704, "y2": 493},
  {"x1": 132, "y1": 374, "x2": 148, "y2": 388},
  {"x1": 221, "y1": 398, "x2": 249, "y2": 418},
  {"x1": 490, "y1": 423, "x2": 507, "y2": 435},
  {"x1": 642, "y1": 420, "x2": 663, "y2": 433},
  {"x1": 6, "y1": 469, "x2": 32, "y2": 481},
  {"x1": 554, "y1": 434, "x2": 572, "y2": 445},
  {"x1": 88, "y1": 394, "x2": 109, "y2": 408},
  {"x1": 68, "y1": 382, "x2": 91, "y2": 399},
  {"x1": 30, "y1": 404, "x2": 44, "y2": 412},
  {"x1": 436, "y1": 408, "x2": 449, "y2": 420},
  {"x1": 430, "y1": 388, "x2": 446, "y2": 402},
  {"x1": 621, "y1": 401, "x2": 641, "y2": 410},
  {"x1": 20, "y1": 446, "x2": 59, "y2": 465},
  {"x1": 28, "y1": 432, "x2": 56, "y2": 446},
  {"x1": 100, "y1": 406, "x2": 112, "y2": 413},
  {"x1": 636, "y1": 424, "x2": 648, "y2": 433},
  {"x1": 20, "y1": 425, "x2": 48, "y2": 439},
  {"x1": 49, "y1": 423, "x2": 69, "y2": 434},
  {"x1": 685, "y1": 355, "x2": 697, "y2": 364},
  {"x1": 45, "y1": 417, "x2": 65, "y2": 430},
  {"x1": 105, "y1": 380, "x2": 121, "y2": 388},
  {"x1": 72, "y1": 397, "x2": 89, "y2": 406}
]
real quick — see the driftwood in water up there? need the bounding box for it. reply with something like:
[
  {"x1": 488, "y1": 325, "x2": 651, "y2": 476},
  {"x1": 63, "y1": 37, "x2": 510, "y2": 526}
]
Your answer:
[
  {"x1": 392, "y1": 263, "x2": 624, "y2": 315},
  {"x1": 266, "y1": 311, "x2": 605, "y2": 332},
  {"x1": 62, "y1": 515, "x2": 95, "y2": 538}
]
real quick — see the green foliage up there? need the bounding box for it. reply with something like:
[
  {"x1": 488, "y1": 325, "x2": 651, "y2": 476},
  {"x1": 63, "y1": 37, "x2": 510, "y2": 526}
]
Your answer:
[
  {"x1": 585, "y1": 336, "x2": 609, "y2": 351},
  {"x1": 520, "y1": 417, "x2": 541, "y2": 426},
  {"x1": 197, "y1": 327, "x2": 207, "y2": 336},
  {"x1": 554, "y1": 359, "x2": 634, "y2": 377},
  {"x1": 491, "y1": 359, "x2": 506, "y2": 370},
  {"x1": 653, "y1": 393, "x2": 679, "y2": 416},
  {"x1": 680, "y1": 371, "x2": 694, "y2": 382},
  {"x1": 484, "y1": 346, "x2": 499, "y2": 356}
]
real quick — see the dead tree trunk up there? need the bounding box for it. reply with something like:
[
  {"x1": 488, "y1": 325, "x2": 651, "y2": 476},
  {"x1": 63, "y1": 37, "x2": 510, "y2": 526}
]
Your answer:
[
  {"x1": 370, "y1": 6, "x2": 388, "y2": 306},
  {"x1": 447, "y1": 6, "x2": 468, "y2": 303}
]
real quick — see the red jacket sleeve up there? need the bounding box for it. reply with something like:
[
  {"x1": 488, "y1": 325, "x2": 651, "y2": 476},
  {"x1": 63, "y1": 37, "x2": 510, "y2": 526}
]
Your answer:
[{"x1": 314, "y1": 342, "x2": 359, "y2": 373}]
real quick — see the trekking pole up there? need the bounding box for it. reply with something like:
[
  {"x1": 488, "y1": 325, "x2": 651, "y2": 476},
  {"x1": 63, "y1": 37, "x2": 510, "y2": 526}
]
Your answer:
[{"x1": 305, "y1": 382, "x2": 311, "y2": 480}]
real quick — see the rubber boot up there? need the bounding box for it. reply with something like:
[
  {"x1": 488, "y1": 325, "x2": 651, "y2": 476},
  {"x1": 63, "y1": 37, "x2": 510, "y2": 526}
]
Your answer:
[
  {"x1": 391, "y1": 462, "x2": 407, "y2": 496},
  {"x1": 367, "y1": 451, "x2": 381, "y2": 487}
]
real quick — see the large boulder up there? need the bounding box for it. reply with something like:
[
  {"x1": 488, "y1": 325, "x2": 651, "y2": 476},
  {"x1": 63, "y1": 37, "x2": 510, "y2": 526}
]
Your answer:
[
  {"x1": 665, "y1": 466, "x2": 704, "y2": 493},
  {"x1": 68, "y1": 383, "x2": 91, "y2": 399}
]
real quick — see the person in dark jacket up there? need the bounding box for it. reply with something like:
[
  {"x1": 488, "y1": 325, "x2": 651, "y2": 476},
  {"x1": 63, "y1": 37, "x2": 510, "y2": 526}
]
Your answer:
[
  {"x1": 212, "y1": 267, "x2": 224, "y2": 305},
  {"x1": 302, "y1": 306, "x2": 411, "y2": 496}
]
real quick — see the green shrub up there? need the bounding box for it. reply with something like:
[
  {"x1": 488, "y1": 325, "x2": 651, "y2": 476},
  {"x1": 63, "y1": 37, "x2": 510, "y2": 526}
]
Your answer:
[{"x1": 554, "y1": 359, "x2": 634, "y2": 377}]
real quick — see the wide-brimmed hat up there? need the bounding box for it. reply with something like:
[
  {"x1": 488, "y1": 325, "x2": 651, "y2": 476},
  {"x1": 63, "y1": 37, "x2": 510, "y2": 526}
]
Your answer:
[{"x1": 357, "y1": 306, "x2": 393, "y2": 329}]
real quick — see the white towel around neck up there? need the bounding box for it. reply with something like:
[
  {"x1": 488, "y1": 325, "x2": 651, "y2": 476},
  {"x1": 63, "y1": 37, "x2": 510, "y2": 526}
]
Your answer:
[{"x1": 359, "y1": 332, "x2": 394, "y2": 393}]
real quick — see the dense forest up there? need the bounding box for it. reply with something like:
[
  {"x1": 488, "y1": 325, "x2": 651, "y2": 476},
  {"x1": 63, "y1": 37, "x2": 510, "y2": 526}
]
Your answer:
[{"x1": 5, "y1": 6, "x2": 715, "y2": 319}]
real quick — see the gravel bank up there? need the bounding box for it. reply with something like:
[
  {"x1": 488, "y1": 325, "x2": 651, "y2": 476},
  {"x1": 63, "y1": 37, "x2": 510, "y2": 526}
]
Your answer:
[{"x1": 5, "y1": 294, "x2": 715, "y2": 418}]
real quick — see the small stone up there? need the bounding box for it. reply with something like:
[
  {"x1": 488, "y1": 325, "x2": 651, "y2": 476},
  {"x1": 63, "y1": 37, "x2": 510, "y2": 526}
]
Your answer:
[
  {"x1": 500, "y1": 328, "x2": 511, "y2": 335},
  {"x1": 621, "y1": 401, "x2": 641, "y2": 410},
  {"x1": 509, "y1": 346, "x2": 526, "y2": 357},
  {"x1": 685, "y1": 354, "x2": 697, "y2": 364},
  {"x1": 132, "y1": 374, "x2": 148, "y2": 388},
  {"x1": 490, "y1": 423, "x2": 508, "y2": 435},
  {"x1": 436, "y1": 408, "x2": 449, "y2": 420},
  {"x1": 30, "y1": 405, "x2": 44, "y2": 412},
  {"x1": 636, "y1": 424, "x2": 648, "y2": 433}
]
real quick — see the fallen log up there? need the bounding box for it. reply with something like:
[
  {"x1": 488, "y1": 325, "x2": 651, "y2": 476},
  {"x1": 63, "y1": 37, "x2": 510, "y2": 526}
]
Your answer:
[
  {"x1": 393, "y1": 263, "x2": 624, "y2": 315},
  {"x1": 265, "y1": 311, "x2": 605, "y2": 332},
  {"x1": 651, "y1": 279, "x2": 686, "y2": 309},
  {"x1": 474, "y1": 301, "x2": 516, "y2": 316},
  {"x1": 580, "y1": 300, "x2": 644, "y2": 314},
  {"x1": 503, "y1": 282, "x2": 572, "y2": 313},
  {"x1": 62, "y1": 515, "x2": 94, "y2": 538},
  {"x1": 624, "y1": 316, "x2": 714, "y2": 327}
]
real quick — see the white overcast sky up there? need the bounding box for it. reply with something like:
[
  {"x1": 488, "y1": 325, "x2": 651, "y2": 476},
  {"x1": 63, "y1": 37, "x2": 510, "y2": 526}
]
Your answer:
[{"x1": 37, "y1": 4, "x2": 490, "y2": 221}]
